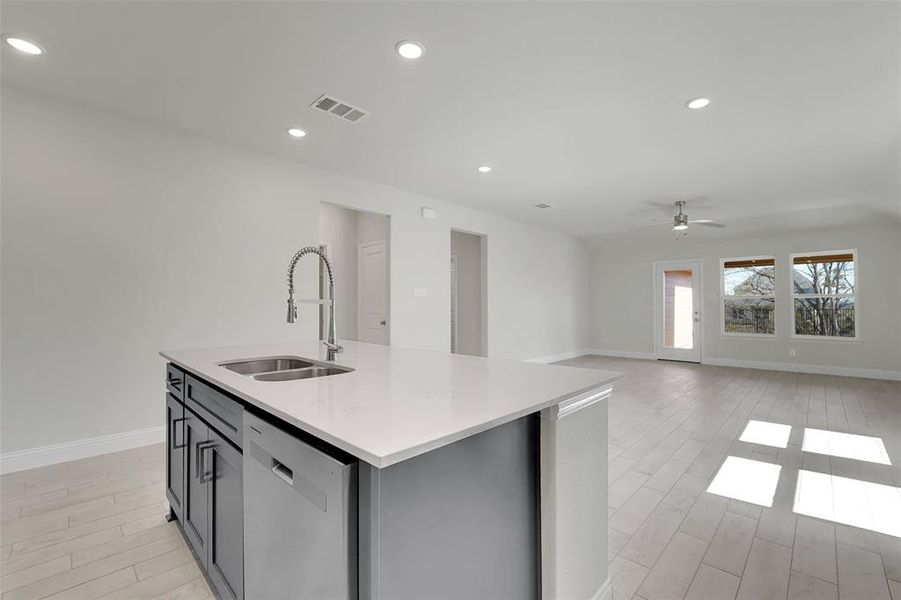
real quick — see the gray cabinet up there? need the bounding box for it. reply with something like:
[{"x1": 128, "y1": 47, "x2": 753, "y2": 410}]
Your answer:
[
  {"x1": 183, "y1": 408, "x2": 210, "y2": 565},
  {"x1": 165, "y1": 393, "x2": 186, "y2": 523},
  {"x1": 166, "y1": 365, "x2": 244, "y2": 600},
  {"x1": 186, "y1": 375, "x2": 243, "y2": 449},
  {"x1": 207, "y1": 428, "x2": 244, "y2": 600}
]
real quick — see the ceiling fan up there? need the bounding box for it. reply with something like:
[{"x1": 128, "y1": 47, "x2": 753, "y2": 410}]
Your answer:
[{"x1": 645, "y1": 200, "x2": 726, "y2": 234}]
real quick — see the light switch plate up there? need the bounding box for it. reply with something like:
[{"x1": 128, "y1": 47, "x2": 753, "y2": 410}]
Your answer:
[
  {"x1": 414, "y1": 288, "x2": 428, "y2": 297},
  {"x1": 421, "y1": 207, "x2": 436, "y2": 219}
]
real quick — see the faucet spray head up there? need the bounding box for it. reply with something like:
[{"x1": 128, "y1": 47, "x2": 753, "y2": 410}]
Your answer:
[{"x1": 286, "y1": 296, "x2": 297, "y2": 324}]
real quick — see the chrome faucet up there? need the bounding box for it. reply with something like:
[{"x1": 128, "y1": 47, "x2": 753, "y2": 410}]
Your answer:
[{"x1": 286, "y1": 246, "x2": 343, "y2": 361}]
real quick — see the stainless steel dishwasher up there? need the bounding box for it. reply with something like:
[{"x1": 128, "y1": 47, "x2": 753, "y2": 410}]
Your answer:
[{"x1": 243, "y1": 411, "x2": 358, "y2": 599}]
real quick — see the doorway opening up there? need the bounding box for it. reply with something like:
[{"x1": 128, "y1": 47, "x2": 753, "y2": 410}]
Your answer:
[
  {"x1": 653, "y1": 260, "x2": 701, "y2": 362},
  {"x1": 318, "y1": 203, "x2": 390, "y2": 345},
  {"x1": 450, "y1": 230, "x2": 487, "y2": 356}
]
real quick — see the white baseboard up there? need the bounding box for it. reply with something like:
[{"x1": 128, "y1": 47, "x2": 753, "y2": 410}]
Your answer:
[
  {"x1": 586, "y1": 348, "x2": 657, "y2": 361},
  {"x1": 0, "y1": 426, "x2": 165, "y2": 475},
  {"x1": 527, "y1": 349, "x2": 595, "y2": 364},
  {"x1": 591, "y1": 577, "x2": 612, "y2": 600},
  {"x1": 540, "y1": 347, "x2": 899, "y2": 381},
  {"x1": 702, "y1": 356, "x2": 901, "y2": 381}
]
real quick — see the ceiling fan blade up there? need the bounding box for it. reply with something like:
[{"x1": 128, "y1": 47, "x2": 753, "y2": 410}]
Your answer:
[
  {"x1": 629, "y1": 197, "x2": 714, "y2": 216},
  {"x1": 628, "y1": 204, "x2": 673, "y2": 215},
  {"x1": 691, "y1": 220, "x2": 726, "y2": 228},
  {"x1": 636, "y1": 222, "x2": 673, "y2": 229}
]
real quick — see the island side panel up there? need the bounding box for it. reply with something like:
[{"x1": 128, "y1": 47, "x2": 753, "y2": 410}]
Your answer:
[
  {"x1": 359, "y1": 415, "x2": 540, "y2": 600},
  {"x1": 540, "y1": 387, "x2": 610, "y2": 600}
]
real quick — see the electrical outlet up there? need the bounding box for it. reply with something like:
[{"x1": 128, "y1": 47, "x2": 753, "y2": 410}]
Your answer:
[{"x1": 789, "y1": 348, "x2": 796, "y2": 357}]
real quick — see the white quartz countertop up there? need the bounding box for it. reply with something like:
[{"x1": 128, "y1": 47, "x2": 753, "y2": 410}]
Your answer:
[{"x1": 160, "y1": 340, "x2": 621, "y2": 468}]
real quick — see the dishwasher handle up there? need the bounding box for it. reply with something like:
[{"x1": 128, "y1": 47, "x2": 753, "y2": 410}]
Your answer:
[
  {"x1": 248, "y1": 439, "x2": 329, "y2": 512},
  {"x1": 271, "y1": 459, "x2": 294, "y2": 486}
]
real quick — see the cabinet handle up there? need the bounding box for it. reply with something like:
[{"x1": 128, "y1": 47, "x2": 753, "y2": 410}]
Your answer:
[
  {"x1": 271, "y1": 458, "x2": 294, "y2": 486},
  {"x1": 196, "y1": 441, "x2": 215, "y2": 483},
  {"x1": 170, "y1": 418, "x2": 186, "y2": 450}
]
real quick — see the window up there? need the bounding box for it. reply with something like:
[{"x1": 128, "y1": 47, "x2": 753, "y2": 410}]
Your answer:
[
  {"x1": 722, "y1": 257, "x2": 776, "y2": 335},
  {"x1": 792, "y1": 251, "x2": 856, "y2": 338}
]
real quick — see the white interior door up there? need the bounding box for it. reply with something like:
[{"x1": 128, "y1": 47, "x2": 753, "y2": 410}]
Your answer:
[
  {"x1": 450, "y1": 254, "x2": 458, "y2": 353},
  {"x1": 654, "y1": 261, "x2": 701, "y2": 362},
  {"x1": 358, "y1": 240, "x2": 388, "y2": 344}
]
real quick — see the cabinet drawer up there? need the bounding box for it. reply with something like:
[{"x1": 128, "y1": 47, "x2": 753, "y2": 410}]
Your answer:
[
  {"x1": 186, "y1": 375, "x2": 243, "y2": 449},
  {"x1": 166, "y1": 364, "x2": 185, "y2": 400}
]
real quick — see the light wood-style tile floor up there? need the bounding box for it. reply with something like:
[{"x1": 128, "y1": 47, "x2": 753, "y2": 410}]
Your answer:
[
  {"x1": 0, "y1": 443, "x2": 213, "y2": 600},
  {"x1": 3, "y1": 358, "x2": 900, "y2": 600},
  {"x1": 556, "y1": 355, "x2": 901, "y2": 600}
]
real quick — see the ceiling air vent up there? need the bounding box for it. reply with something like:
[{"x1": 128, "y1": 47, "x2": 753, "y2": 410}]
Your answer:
[{"x1": 310, "y1": 94, "x2": 369, "y2": 123}]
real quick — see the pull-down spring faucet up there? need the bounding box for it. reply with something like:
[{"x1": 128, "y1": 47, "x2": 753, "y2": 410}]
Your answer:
[{"x1": 286, "y1": 246, "x2": 343, "y2": 361}]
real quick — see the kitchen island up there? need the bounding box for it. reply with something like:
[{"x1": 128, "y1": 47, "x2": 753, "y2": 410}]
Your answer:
[{"x1": 161, "y1": 340, "x2": 620, "y2": 600}]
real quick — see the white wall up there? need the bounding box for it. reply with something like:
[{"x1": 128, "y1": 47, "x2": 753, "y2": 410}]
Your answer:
[
  {"x1": 319, "y1": 202, "x2": 360, "y2": 340},
  {"x1": 451, "y1": 230, "x2": 484, "y2": 356},
  {"x1": 587, "y1": 221, "x2": 901, "y2": 377},
  {"x1": 1, "y1": 89, "x2": 590, "y2": 453},
  {"x1": 318, "y1": 204, "x2": 390, "y2": 342}
]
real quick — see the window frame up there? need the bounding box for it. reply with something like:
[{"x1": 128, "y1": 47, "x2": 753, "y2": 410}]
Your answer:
[
  {"x1": 720, "y1": 255, "x2": 778, "y2": 338},
  {"x1": 790, "y1": 248, "x2": 859, "y2": 341}
]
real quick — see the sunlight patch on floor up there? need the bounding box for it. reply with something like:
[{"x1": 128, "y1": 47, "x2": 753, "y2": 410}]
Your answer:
[
  {"x1": 802, "y1": 428, "x2": 891, "y2": 465},
  {"x1": 706, "y1": 456, "x2": 782, "y2": 507},
  {"x1": 739, "y1": 420, "x2": 792, "y2": 449},
  {"x1": 794, "y1": 469, "x2": 901, "y2": 538}
]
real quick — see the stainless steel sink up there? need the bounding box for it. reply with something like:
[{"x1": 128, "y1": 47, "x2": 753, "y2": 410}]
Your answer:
[
  {"x1": 221, "y1": 357, "x2": 314, "y2": 375},
  {"x1": 253, "y1": 366, "x2": 353, "y2": 382},
  {"x1": 219, "y1": 355, "x2": 353, "y2": 382}
]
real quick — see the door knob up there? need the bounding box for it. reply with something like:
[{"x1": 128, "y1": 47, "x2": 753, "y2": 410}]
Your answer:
[{"x1": 380, "y1": 320, "x2": 386, "y2": 326}]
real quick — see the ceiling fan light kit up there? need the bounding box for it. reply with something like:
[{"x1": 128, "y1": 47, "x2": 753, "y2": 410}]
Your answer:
[{"x1": 662, "y1": 200, "x2": 726, "y2": 239}]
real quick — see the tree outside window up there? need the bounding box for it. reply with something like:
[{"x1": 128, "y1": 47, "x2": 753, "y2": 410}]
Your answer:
[
  {"x1": 723, "y1": 258, "x2": 776, "y2": 335},
  {"x1": 792, "y1": 252, "x2": 856, "y2": 338}
]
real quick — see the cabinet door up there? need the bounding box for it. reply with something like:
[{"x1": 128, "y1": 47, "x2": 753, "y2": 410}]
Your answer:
[
  {"x1": 165, "y1": 394, "x2": 185, "y2": 522},
  {"x1": 206, "y1": 430, "x2": 244, "y2": 600},
  {"x1": 183, "y1": 409, "x2": 210, "y2": 567}
]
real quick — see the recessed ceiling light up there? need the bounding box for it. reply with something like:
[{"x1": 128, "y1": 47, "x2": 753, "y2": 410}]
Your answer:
[
  {"x1": 476, "y1": 165, "x2": 492, "y2": 173},
  {"x1": 396, "y1": 40, "x2": 424, "y2": 60},
  {"x1": 534, "y1": 203, "x2": 557, "y2": 210},
  {"x1": 686, "y1": 97, "x2": 710, "y2": 109},
  {"x1": 3, "y1": 36, "x2": 43, "y2": 55},
  {"x1": 286, "y1": 128, "x2": 307, "y2": 138}
]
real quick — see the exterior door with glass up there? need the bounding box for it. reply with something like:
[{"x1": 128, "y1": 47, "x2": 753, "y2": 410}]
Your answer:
[{"x1": 654, "y1": 261, "x2": 701, "y2": 362}]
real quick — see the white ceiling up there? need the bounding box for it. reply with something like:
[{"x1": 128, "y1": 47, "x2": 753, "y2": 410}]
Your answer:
[{"x1": 2, "y1": 1, "x2": 899, "y2": 236}]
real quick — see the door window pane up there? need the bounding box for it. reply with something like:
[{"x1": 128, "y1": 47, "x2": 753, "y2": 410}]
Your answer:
[{"x1": 664, "y1": 270, "x2": 693, "y2": 349}]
